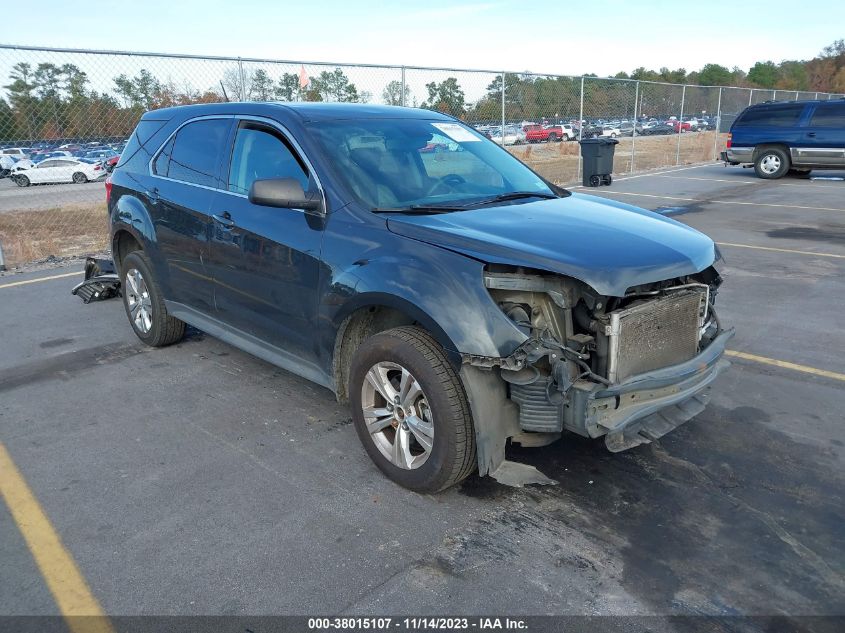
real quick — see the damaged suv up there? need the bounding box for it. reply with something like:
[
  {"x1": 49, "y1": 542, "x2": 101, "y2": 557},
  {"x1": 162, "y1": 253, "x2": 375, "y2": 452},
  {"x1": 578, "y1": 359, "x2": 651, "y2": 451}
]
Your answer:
[{"x1": 109, "y1": 103, "x2": 733, "y2": 492}]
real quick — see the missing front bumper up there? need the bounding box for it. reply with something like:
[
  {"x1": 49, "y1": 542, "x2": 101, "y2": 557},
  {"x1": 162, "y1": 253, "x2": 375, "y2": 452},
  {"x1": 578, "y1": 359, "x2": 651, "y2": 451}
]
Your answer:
[{"x1": 510, "y1": 328, "x2": 735, "y2": 449}]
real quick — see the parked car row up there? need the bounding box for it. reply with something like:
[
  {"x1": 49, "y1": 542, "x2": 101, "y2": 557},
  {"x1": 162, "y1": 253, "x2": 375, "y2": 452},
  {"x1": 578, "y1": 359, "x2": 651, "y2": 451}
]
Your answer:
[
  {"x1": 0, "y1": 139, "x2": 127, "y2": 184},
  {"x1": 472, "y1": 115, "x2": 719, "y2": 144}
]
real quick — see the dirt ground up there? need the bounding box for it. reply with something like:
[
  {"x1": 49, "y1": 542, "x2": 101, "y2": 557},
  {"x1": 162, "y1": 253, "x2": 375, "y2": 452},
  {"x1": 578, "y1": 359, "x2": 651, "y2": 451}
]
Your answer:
[{"x1": 510, "y1": 131, "x2": 725, "y2": 185}]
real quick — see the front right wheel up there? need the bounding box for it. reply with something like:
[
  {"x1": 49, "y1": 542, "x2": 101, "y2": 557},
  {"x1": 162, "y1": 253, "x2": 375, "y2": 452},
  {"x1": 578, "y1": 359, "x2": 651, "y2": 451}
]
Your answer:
[{"x1": 349, "y1": 326, "x2": 476, "y2": 493}]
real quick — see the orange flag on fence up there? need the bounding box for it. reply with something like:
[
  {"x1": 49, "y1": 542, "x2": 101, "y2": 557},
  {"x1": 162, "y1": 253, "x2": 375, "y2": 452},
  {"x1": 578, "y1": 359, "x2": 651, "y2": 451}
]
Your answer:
[{"x1": 299, "y1": 65, "x2": 309, "y2": 89}]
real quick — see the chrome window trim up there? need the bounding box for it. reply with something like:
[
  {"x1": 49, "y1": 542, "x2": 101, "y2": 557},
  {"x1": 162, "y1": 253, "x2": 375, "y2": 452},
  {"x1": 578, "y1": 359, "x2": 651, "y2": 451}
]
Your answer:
[{"x1": 146, "y1": 112, "x2": 327, "y2": 214}]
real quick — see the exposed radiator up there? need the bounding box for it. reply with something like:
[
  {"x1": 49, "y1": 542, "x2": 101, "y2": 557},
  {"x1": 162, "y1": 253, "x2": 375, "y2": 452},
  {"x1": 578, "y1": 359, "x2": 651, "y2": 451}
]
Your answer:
[{"x1": 605, "y1": 288, "x2": 707, "y2": 383}]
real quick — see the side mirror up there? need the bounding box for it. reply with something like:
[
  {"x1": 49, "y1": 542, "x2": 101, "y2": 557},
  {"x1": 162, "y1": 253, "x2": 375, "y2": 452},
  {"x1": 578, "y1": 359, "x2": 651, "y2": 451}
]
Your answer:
[{"x1": 248, "y1": 177, "x2": 323, "y2": 213}]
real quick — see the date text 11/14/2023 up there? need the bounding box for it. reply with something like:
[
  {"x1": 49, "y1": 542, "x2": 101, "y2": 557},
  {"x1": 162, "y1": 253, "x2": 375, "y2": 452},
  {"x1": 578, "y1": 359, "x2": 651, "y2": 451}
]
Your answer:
[{"x1": 307, "y1": 617, "x2": 528, "y2": 630}]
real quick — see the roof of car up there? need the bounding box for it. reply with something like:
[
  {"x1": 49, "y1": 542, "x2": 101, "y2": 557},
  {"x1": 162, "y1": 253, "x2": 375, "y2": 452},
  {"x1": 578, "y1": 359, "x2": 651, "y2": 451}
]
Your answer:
[
  {"x1": 145, "y1": 102, "x2": 456, "y2": 123},
  {"x1": 750, "y1": 97, "x2": 845, "y2": 108}
]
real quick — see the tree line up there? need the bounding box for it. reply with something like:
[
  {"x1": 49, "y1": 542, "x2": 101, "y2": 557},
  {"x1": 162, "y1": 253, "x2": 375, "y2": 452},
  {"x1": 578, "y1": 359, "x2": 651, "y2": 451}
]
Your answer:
[{"x1": 1, "y1": 40, "x2": 843, "y2": 142}]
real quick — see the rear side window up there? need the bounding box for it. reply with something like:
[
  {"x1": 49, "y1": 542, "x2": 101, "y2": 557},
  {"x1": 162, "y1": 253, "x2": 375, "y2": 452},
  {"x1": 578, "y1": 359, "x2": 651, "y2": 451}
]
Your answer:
[
  {"x1": 809, "y1": 103, "x2": 845, "y2": 128},
  {"x1": 155, "y1": 118, "x2": 230, "y2": 188},
  {"x1": 735, "y1": 104, "x2": 804, "y2": 127},
  {"x1": 227, "y1": 124, "x2": 309, "y2": 195},
  {"x1": 117, "y1": 119, "x2": 167, "y2": 169}
]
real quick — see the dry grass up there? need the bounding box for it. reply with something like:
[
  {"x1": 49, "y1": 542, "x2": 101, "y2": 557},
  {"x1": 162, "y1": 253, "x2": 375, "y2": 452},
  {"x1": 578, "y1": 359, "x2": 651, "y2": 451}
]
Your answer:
[{"x1": 0, "y1": 203, "x2": 109, "y2": 266}]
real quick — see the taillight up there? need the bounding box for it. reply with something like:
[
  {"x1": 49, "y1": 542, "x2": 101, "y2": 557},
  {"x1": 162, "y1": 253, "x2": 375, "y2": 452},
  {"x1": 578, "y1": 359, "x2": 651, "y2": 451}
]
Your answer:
[
  {"x1": 94, "y1": 163, "x2": 102, "y2": 171},
  {"x1": 726, "y1": 133, "x2": 732, "y2": 149},
  {"x1": 105, "y1": 175, "x2": 113, "y2": 206}
]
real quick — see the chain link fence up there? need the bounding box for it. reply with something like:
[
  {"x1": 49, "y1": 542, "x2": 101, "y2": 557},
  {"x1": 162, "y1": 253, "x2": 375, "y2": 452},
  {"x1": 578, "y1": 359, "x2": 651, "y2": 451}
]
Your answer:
[{"x1": 1, "y1": 44, "x2": 843, "y2": 267}]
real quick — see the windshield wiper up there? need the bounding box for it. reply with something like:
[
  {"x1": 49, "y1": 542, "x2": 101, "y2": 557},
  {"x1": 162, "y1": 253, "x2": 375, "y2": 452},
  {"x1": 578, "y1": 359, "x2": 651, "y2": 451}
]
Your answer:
[
  {"x1": 372, "y1": 192, "x2": 558, "y2": 214},
  {"x1": 372, "y1": 204, "x2": 465, "y2": 214},
  {"x1": 458, "y1": 191, "x2": 559, "y2": 208}
]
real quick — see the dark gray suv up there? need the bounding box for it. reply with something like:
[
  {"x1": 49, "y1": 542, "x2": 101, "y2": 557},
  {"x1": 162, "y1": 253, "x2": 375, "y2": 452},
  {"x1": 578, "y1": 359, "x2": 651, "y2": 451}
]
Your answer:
[{"x1": 108, "y1": 102, "x2": 732, "y2": 492}]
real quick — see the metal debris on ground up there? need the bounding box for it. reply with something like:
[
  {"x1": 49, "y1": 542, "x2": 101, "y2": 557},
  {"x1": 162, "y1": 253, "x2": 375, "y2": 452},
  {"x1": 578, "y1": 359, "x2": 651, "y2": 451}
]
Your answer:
[{"x1": 71, "y1": 257, "x2": 121, "y2": 303}]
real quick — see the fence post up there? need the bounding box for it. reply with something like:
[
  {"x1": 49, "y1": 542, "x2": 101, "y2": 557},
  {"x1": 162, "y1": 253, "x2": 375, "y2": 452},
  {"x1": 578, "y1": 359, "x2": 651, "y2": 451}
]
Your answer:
[
  {"x1": 0, "y1": 239, "x2": 6, "y2": 271},
  {"x1": 237, "y1": 58, "x2": 246, "y2": 101},
  {"x1": 500, "y1": 71, "x2": 506, "y2": 146},
  {"x1": 714, "y1": 86, "x2": 723, "y2": 161},
  {"x1": 748, "y1": 89, "x2": 754, "y2": 106},
  {"x1": 577, "y1": 76, "x2": 584, "y2": 182},
  {"x1": 630, "y1": 81, "x2": 639, "y2": 173},
  {"x1": 676, "y1": 84, "x2": 686, "y2": 166},
  {"x1": 794, "y1": 91, "x2": 799, "y2": 101},
  {"x1": 400, "y1": 66, "x2": 406, "y2": 106},
  {"x1": 815, "y1": 92, "x2": 819, "y2": 100}
]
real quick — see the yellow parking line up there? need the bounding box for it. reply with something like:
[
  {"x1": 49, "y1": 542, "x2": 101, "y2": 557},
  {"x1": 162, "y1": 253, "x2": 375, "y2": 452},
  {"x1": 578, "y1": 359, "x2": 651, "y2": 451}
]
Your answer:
[
  {"x1": 0, "y1": 271, "x2": 81, "y2": 289},
  {"x1": 726, "y1": 350, "x2": 845, "y2": 383},
  {"x1": 0, "y1": 443, "x2": 114, "y2": 633},
  {"x1": 717, "y1": 242, "x2": 845, "y2": 259},
  {"x1": 598, "y1": 190, "x2": 845, "y2": 213}
]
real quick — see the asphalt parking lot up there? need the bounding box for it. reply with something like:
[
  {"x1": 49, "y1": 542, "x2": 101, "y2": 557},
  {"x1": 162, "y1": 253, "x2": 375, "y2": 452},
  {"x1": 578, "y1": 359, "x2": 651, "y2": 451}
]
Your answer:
[
  {"x1": 1, "y1": 164, "x2": 843, "y2": 626},
  {"x1": 0, "y1": 177, "x2": 104, "y2": 212}
]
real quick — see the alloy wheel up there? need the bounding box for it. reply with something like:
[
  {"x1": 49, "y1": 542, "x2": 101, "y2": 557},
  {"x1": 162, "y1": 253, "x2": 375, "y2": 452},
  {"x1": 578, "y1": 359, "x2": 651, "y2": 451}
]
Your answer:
[
  {"x1": 360, "y1": 362, "x2": 434, "y2": 470},
  {"x1": 760, "y1": 154, "x2": 781, "y2": 174},
  {"x1": 125, "y1": 268, "x2": 153, "y2": 333}
]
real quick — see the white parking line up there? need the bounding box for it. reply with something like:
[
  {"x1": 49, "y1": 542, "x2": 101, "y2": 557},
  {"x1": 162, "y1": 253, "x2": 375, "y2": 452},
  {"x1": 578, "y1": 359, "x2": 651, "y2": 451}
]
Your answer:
[
  {"x1": 657, "y1": 174, "x2": 844, "y2": 188},
  {"x1": 571, "y1": 164, "x2": 711, "y2": 189},
  {"x1": 717, "y1": 242, "x2": 845, "y2": 259},
  {"x1": 595, "y1": 190, "x2": 845, "y2": 213}
]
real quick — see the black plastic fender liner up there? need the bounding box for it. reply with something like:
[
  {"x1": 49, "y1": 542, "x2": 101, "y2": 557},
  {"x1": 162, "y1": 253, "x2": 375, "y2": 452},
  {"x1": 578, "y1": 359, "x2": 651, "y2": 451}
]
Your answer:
[
  {"x1": 71, "y1": 257, "x2": 122, "y2": 303},
  {"x1": 459, "y1": 365, "x2": 521, "y2": 476}
]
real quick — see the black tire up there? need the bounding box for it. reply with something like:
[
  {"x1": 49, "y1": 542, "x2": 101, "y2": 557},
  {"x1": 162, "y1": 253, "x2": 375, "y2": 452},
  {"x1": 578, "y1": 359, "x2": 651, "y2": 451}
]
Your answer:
[
  {"x1": 72, "y1": 172, "x2": 87, "y2": 183},
  {"x1": 603, "y1": 174, "x2": 612, "y2": 186},
  {"x1": 120, "y1": 250, "x2": 185, "y2": 347},
  {"x1": 589, "y1": 174, "x2": 601, "y2": 187},
  {"x1": 547, "y1": 133, "x2": 557, "y2": 142},
  {"x1": 754, "y1": 147, "x2": 790, "y2": 179},
  {"x1": 349, "y1": 326, "x2": 476, "y2": 493},
  {"x1": 14, "y1": 175, "x2": 30, "y2": 187}
]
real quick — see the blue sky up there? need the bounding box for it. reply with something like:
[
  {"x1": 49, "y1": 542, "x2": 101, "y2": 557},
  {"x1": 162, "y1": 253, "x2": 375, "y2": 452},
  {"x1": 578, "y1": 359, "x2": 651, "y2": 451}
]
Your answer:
[{"x1": 3, "y1": 0, "x2": 843, "y2": 76}]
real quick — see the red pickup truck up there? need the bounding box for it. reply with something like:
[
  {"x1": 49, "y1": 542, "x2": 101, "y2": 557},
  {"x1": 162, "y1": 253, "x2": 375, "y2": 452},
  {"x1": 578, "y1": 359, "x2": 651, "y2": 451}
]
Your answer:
[{"x1": 524, "y1": 124, "x2": 567, "y2": 143}]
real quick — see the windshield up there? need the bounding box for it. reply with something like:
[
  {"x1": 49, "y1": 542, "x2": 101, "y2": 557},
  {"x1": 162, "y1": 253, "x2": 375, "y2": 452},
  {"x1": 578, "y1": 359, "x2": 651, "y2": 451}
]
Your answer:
[{"x1": 306, "y1": 118, "x2": 555, "y2": 210}]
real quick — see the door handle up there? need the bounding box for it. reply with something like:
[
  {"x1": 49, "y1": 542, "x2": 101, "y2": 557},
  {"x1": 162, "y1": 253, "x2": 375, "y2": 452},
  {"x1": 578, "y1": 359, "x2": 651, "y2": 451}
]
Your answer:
[
  {"x1": 212, "y1": 212, "x2": 235, "y2": 228},
  {"x1": 807, "y1": 132, "x2": 816, "y2": 137},
  {"x1": 147, "y1": 186, "x2": 159, "y2": 204}
]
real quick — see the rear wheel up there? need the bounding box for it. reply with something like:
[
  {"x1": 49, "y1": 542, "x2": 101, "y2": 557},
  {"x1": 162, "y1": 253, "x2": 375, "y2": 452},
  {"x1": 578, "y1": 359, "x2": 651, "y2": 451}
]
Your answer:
[
  {"x1": 547, "y1": 133, "x2": 558, "y2": 142},
  {"x1": 120, "y1": 251, "x2": 185, "y2": 347},
  {"x1": 349, "y1": 326, "x2": 476, "y2": 493},
  {"x1": 14, "y1": 175, "x2": 29, "y2": 187},
  {"x1": 754, "y1": 147, "x2": 790, "y2": 179},
  {"x1": 72, "y1": 172, "x2": 87, "y2": 183}
]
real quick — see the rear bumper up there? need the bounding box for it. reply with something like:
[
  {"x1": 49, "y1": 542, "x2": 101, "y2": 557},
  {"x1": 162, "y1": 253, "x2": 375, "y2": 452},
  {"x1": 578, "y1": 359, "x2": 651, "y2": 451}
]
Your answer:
[{"x1": 724, "y1": 147, "x2": 753, "y2": 163}]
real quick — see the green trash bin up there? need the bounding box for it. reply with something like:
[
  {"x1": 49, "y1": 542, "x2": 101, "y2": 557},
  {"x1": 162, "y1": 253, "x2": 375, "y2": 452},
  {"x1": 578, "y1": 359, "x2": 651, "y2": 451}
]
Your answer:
[{"x1": 580, "y1": 137, "x2": 618, "y2": 187}]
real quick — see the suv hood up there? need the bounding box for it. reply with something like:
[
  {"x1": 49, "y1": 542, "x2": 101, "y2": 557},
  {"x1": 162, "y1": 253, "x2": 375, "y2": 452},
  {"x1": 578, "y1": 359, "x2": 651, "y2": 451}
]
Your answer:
[{"x1": 385, "y1": 192, "x2": 716, "y2": 297}]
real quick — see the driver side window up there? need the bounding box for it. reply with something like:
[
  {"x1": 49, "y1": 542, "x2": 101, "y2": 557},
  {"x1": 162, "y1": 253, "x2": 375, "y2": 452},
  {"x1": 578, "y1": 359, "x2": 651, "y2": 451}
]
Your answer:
[{"x1": 228, "y1": 123, "x2": 310, "y2": 196}]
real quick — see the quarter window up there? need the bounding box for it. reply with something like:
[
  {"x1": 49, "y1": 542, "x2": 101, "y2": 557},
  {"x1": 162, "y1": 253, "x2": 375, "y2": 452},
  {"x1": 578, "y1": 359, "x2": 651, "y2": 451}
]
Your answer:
[
  {"x1": 154, "y1": 118, "x2": 230, "y2": 187},
  {"x1": 735, "y1": 105, "x2": 805, "y2": 127},
  {"x1": 227, "y1": 124, "x2": 309, "y2": 195},
  {"x1": 809, "y1": 103, "x2": 845, "y2": 128}
]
